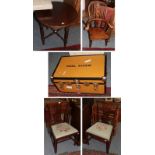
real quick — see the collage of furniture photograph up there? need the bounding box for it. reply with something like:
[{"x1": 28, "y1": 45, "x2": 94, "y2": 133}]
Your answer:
[{"x1": 33, "y1": 0, "x2": 119, "y2": 155}]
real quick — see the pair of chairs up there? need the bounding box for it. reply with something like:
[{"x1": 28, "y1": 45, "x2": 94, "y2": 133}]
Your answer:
[
  {"x1": 85, "y1": 1, "x2": 115, "y2": 47},
  {"x1": 85, "y1": 101, "x2": 119, "y2": 153},
  {"x1": 45, "y1": 101, "x2": 119, "y2": 154},
  {"x1": 45, "y1": 101, "x2": 79, "y2": 153}
]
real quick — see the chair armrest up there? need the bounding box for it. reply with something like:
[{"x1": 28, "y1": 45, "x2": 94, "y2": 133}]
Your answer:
[
  {"x1": 85, "y1": 18, "x2": 108, "y2": 31},
  {"x1": 108, "y1": 23, "x2": 114, "y2": 29},
  {"x1": 87, "y1": 18, "x2": 107, "y2": 24}
]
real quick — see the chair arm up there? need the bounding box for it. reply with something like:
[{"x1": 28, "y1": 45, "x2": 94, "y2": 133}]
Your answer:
[
  {"x1": 87, "y1": 18, "x2": 107, "y2": 24},
  {"x1": 85, "y1": 18, "x2": 108, "y2": 31},
  {"x1": 108, "y1": 23, "x2": 114, "y2": 29}
]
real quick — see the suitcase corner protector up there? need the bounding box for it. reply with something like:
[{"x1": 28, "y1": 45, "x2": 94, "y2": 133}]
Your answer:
[
  {"x1": 102, "y1": 76, "x2": 106, "y2": 81},
  {"x1": 50, "y1": 76, "x2": 54, "y2": 80}
]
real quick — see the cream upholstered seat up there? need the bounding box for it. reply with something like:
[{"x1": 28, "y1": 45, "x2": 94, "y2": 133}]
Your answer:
[
  {"x1": 51, "y1": 122, "x2": 78, "y2": 139},
  {"x1": 33, "y1": 0, "x2": 53, "y2": 11},
  {"x1": 86, "y1": 122, "x2": 113, "y2": 141}
]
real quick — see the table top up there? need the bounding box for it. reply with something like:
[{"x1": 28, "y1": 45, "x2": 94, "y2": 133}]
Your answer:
[{"x1": 34, "y1": 2, "x2": 78, "y2": 29}]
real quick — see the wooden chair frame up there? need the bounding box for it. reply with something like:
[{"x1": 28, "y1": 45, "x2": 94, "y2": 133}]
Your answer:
[
  {"x1": 45, "y1": 102, "x2": 79, "y2": 153},
  {"x1": 86, "y1": 103, "x2": 119, "y2": 153},
  {"x1": 85, "y1": 1, "x2": 114, "y2": 47},
  {"x1": 50, "y1": 128, "x2": 79, "y2": 153}
]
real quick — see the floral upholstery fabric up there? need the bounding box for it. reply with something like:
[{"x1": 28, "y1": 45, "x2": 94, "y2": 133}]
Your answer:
[
  {"x1": 86, "y1": 122, "x2": 113, "y2": 140},
  {"x1": 51, "y1": 122, "x2": 78, "y2": 139}
]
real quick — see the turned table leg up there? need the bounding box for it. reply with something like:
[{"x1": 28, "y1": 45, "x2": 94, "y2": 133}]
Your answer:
[
  {"x1": 38, "y1": 23, "x2": 45, "y2": 45},
  {"x1": 64, "y1": 27, "x2": 69, "y2": 47}
]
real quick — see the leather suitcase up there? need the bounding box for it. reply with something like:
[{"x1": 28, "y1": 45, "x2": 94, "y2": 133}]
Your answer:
[{"x1": 51, "y1": 55, "x2": 106, "y2": 94}]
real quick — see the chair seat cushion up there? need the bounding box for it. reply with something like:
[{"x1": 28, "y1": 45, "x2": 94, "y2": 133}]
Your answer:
[
  {"x1": 89, "y1": 28, "x2": 109, "y2": 40},
  {"x1": 51, "y1": 122, "x2": 78, "y2": 139},
  {"x1": 86, "y1": 122, "x2": 113, "y2": 140}
]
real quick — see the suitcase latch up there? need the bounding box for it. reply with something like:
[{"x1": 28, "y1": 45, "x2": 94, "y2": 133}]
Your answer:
[
  {"x1": 93, "y1": 82, "x2": 98, "y2": 91},
  {"x1": 74, "y1": 79, "x2": 80, "y2": 90},
  {"x1": 84, "y1": 82, "x2": 90, "y2": 86},
  {"x1": 58, "y1": 82, "x2": 64, "y2": 89}
]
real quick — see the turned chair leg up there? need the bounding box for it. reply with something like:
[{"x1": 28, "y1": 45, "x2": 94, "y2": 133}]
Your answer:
[
  {"x1": 89, "y1": 40, "x2": 92, "y2": 48},
  {"x1": 106, "y1": 141, "x2": 110, "y2": 154},
  {"x1": 105, "y1": 39, "x2": 108, "y2": 46},
  {"x1": 86, "y1": 133, "x2": 89, "y2": 145},
  {"x1": 54, "y1": 140, "x2": 57, "y2": 153},
  {"x1": 74, "y1": 133, "x2": 78, "y2": 145}
]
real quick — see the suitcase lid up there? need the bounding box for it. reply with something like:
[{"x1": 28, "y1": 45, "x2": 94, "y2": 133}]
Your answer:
[{"x1": 52, "y1": 55, "x2": 106, "y2": 79}]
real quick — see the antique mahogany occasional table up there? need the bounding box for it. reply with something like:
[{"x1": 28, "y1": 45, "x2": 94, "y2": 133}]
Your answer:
[{"x1": 34, "y1": 2, "x2": 78, "y2": 47}]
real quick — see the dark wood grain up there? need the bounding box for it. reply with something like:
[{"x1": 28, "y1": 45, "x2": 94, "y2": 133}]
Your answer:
[
  {"x1": 35, "y1": 2, "x2": 78, "y2": 29},
  {"x1": 34, "y1": 2, "x2": 78, "y2": 46}
]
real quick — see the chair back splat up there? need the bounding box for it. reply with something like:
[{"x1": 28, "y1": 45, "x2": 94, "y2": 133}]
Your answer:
[
  {"x1": 45, "y1": 101, "x2": 71, "y2": 126},
  {"x1": 88, "y1": 1, "x2": 107, "y2": 19},
  {"x1": 92, "y1": 102, "x2": 119, "y2": 134}
]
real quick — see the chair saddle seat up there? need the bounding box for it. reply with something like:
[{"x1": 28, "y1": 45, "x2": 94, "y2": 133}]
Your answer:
[
  {"x1": 89, "y1": 28, "x2": 109, "y2": 40},
  {"x1": 51, "y1": 122, "x2": 78, "y2": 139},
  {"x1": 86, "y1": 122, "x2": 113, "y2": 140}
]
